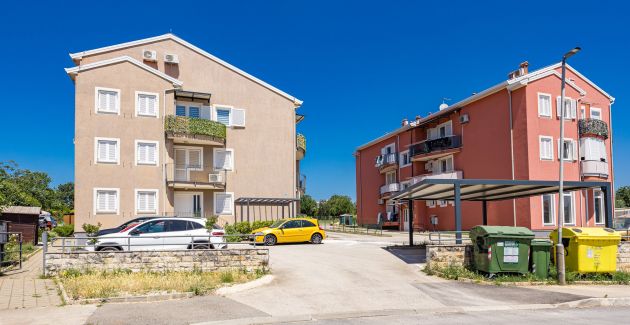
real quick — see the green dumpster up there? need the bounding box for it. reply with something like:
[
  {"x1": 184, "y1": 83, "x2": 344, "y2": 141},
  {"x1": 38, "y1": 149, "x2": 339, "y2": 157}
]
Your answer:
[
  {"x1": 469, "y1": 226, "x2": 534, "y2": 275},
  {"x1": 530, "y1": 239, "x2": 552, "y2": 279}
]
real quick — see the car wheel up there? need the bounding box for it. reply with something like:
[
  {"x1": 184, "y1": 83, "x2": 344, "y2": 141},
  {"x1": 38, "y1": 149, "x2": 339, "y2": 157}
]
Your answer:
[
  {"x1": 311, "y1": 233, "x2": 323, "y2": 244},
  {"x1": 191, "y1": 243, "x2": 211, "y2": 250},
  {"x1": 99, "y1": 246, "x2": 120, "y2": 252},
  {"x1": 264, "y1": 234, "x2": 277, "y2": 246}
]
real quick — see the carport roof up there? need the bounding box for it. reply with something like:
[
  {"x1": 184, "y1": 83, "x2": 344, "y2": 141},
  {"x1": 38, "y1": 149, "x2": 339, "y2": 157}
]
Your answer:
[
  {"x1": 234, "y1": 197, "x2": 299, "y2": 205},
  {"x1": 391, "y1": 178, "x2": 611, "y2": 202}
]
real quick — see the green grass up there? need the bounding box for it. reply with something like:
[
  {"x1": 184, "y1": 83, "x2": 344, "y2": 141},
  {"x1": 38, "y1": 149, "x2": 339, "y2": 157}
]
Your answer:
[{"x1": 424, "y1": 264, "x2": 630, "y2": 285}]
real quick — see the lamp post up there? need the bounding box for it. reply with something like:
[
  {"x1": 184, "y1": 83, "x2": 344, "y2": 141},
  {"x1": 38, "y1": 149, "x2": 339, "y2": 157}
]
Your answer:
[{"x1": 557, "y1": 46, "x2": 581, "y2": 285}]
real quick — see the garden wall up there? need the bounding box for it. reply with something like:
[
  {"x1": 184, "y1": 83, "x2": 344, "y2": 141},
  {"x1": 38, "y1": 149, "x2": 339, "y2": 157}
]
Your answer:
[
  {"x1": 425, "y1": 244, "x2": 473, "y2": 269},
  {"x1": 44, "y1": 249, "x2": 269, "y2": 275}
]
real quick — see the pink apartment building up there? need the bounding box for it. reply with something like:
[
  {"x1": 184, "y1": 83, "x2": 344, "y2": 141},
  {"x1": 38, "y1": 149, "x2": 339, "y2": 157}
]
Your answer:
[{"x1": 355, "y1": 62, "x2": 615, "y2": 232}]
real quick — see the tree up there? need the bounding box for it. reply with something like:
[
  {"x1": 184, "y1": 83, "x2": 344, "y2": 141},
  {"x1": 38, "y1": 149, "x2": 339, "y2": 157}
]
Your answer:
[
  {"x1": 300, "y1": 194, "x2": 318, "y2": 216},
  {"x1": 322, "y1": 195, "x2": 356, "y2": 217},
  {"x1": 55, "y1": 182, "x2": 74, "y2": 210},
  {"x1": 616, "y1": 186, "x2": 630, "y2": 208}
]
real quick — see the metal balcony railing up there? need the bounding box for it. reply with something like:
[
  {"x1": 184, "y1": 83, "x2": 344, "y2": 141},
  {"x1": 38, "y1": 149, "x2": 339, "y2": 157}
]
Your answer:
[
  {"x1": 165, "y1": 164, "x2": 225, "y2": 185},
  {"x1": 411, "y1": 171, "x2": 463, "y2": 185},
  {"x1": 298, "y1": 174, "x2": 307, "y2": 192},
  {"x1": 409, "y1": 135, "x2": 462, "y2": 157},
  {"x1": 579, "y1": 118, "x2": 608, "y2": 139},
  {"x1": 375, "y1": 153, "x2": 398, "y2": 168},
  {"x1": 380, "y1": 183, "x2": 400, "y2": 195}
]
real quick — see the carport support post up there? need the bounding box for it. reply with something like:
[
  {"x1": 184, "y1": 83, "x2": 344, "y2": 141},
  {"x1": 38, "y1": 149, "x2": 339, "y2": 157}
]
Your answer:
[
  {"x1": 482, "y1": 200, "x2": 488, "y2": 226},
  {"x1": 41, "y1": 231, "x2": 47, "y2": 277},
  {"x1": 603, "y1": 184, "x2": 613, "y2": 228},
  {"x1": 407, "y1": 199, "x2": 414, "y2": 247},
  {"x1": 455, "y1": 183, "x2": 462, "y2": 244}
]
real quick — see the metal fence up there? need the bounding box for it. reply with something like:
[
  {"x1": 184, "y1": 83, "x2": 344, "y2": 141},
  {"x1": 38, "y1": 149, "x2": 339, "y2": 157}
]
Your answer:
[
  {"x1": 428, "y1": 231, "x2": 471, "y2": 245},
  {"x1": 322, "y1": 222, "x2": 383, "y2": 236},
  {"x1": 0, "y1": 232, "x2": 23, "y2": 271}
]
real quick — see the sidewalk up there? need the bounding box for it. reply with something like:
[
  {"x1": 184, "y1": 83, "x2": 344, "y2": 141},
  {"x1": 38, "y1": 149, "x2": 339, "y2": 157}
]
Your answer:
[{"x1": 0, "y1": 249, "x2": 62, "y2": 309}]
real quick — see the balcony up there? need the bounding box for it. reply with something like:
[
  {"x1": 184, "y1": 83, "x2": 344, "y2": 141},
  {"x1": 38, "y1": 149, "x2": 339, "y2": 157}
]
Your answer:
[
  {"x1": 166, "y1": 163, "x2": 226, "y2": 190},
  {"x1": 380, "y1": 183, "x2": 400, "y2": 197},
  {"x1": 409, "y1": 135, "x2": 462, "y2": 161},
  {"x1": 579, "y1": 118, "x2": 608, "y2": 139},
  {"x1": 298, "y1": 174, "x2": 307, "y2": 193},
  {"x1": 297, "y1": 133, "x2": 306, "y2": 160},
  {"x1": 581, "y1": 160, "x2": 609, "y2": 178},
  {"x1": 375, "y1": 153, "x2": 398, "y2": 173},
  {"x1": 411, "y1": 170, "x2": 463, "y2": 185},
  {"x1": 165, "y1": 115, "x2": 226, "y2": 146}
]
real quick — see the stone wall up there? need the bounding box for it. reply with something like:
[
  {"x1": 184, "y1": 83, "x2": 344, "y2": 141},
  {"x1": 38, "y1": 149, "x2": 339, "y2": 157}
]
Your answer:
[
  {"x1": 425, "y1": 244, "x2": 473, "y2": 269},
  {"x1": 44, "y1": 249, "x2": 269, "y2": 275},
  {"x1": 618, "y1": 242, "x2": 630, "y2": 271}
]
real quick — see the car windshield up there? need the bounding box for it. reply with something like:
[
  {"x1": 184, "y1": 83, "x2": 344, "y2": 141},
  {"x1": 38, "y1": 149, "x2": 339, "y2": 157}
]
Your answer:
[{"x1": 269, "y1": 220, "x2": 286, "y2": 228}]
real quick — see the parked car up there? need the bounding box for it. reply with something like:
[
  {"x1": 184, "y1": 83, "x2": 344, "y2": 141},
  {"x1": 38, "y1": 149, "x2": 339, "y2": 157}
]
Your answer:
[
  {"x1": 38, "y1": 215, "x2": 57, "y2": 230},
  {"x1": 97, "y1": 216, "x2": 158, "y2": 236},
  {"x1": 251, "y1": 218, "x2": 326, "y2": 246},
  {"x1": 89, "y1": 217, "x2": 226, "y2": 251}
]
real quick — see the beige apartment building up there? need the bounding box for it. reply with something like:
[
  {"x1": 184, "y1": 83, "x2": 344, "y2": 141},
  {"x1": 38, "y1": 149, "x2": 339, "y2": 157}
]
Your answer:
[{"x1": 65, "y1": 34, "x2": 306, "y2": 231}]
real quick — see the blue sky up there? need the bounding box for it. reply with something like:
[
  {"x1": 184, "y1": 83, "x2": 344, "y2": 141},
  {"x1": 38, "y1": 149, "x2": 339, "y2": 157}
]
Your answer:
[{"x1": 0, "y1": 1, "x2": 628, "y2": 201}]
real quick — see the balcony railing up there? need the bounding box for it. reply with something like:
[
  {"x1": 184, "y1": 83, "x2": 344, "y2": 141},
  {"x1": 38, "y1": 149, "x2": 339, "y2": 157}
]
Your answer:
[
  {"x1": 411, "y1": 170, "x2": 463, "y2": 185},
  {"x1": 297, "y1": 133, "x2": 307, "y2": 153},
  {"x1": 380, "y1": 183, "x2": 400, "y2": 196},
  {"x1": 165, "y1": 163, "x2": 225, "y2": 189},
  {"x1": 409, "y1": 135, "x2": 462, "y2": 158},
  {"x1": 581, "y1": 160, "x2": 609, "y2": 178},
  {"x1": 298, "y1": 174, "x2": 307, "y2": 192},
  {"x1": 578, "y1": 118, "x2": 608, "y2": 139},
  {"x1": 165, "y1": 115, "x2": 226, "y2": 144},
  {"x1": 375, "y1": 153, "x2": 398, "y2": 168}
]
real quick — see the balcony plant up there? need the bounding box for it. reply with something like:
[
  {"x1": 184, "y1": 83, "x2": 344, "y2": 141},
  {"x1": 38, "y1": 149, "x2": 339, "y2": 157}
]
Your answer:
[
  {"x1": 297, "y1": 133, "x2": 307, "y2": 152},
  {"x1": 165, "y1": 116, "x2": 226, "y2": 139},
  {"x1": 579, "y1": 118, "x2": 608, "y2": 139}
]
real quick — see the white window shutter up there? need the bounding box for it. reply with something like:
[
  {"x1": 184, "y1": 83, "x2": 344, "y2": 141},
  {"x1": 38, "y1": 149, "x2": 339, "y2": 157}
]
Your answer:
[
  {"x1": 147, "y1": 95, "x2": 156, "y2": 116},
  {"x1": 138, "y1": 95, "x2": 147, "y2": 115},
  {"x1": 108, "y1": 142, "x2": 116, "y2": 161},
  {"x1": 572, "y1": 140, "x2": 578, "y2": 161},
  {"x1": 200, "y1": 106, "x2": 212, "y2": 120},
  {"x1": 97, "y1": 192, "x2": 107, "y2": 211},
  {"x1": 556, "y1": 97, "x2": 562, "y2": 117},
  {"x1": 214, "y1": 150, "x2": 226, "y2": 170},
  {"x1": 137, "y1": 144, "x2": 147, "y2": 163},
  {"x1": 215, "y1": 193, "x2": 233, "y2": 215},
  {"x1": 232, "y1": 108, "x2": 246, "y2": 127},
  {"x1": 571, "y1": 100, "x2": 577, "y2": 119},
  {"x1": 147, "y1": 144, "x2": 156, "y2": 163},
  {"x1": 147, "y1": 193, "x2": 156, "y2": 211},
  {"x1": 557, "y1": 139, "x2": 561, "y2": 159},
  {"x1": 189, "y1": 150, "x2": 201, "y2": 169},
  {"x1": 99, "y1": 91, "x2": 108, "y2": 111}
]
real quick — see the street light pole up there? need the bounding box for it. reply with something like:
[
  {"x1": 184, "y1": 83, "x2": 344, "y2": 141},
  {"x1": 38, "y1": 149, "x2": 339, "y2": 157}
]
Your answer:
[{"x1": 557, "y1": 46, "x2": 581, "y2": 285}]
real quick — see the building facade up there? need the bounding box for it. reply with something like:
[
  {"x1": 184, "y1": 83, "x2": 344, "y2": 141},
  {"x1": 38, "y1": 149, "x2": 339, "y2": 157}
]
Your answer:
[
  {"x1": 66, "y1": 34, "x2": 305, "y2": 231},
  {"x1": 355, "y1": 62, "x2": 614, "y2": 232}
]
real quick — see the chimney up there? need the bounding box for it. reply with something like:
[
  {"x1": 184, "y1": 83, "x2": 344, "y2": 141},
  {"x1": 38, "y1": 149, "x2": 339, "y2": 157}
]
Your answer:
[
  {"x1": 401, "y1": 118, "x2": 409, "y2": 126},
  {"x1": 415, "y1": 115, "x2": 421, "y2": 124},
  {"x1": 508, "y1": 61, "x2": 529, "y2": 79}
]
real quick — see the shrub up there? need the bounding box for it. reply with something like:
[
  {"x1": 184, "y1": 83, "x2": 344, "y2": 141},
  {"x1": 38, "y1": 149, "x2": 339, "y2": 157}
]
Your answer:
[
  {"x1": 165, "y1": 116, "x2": 226, "y2": 139},
  {"x1": 52, "y1": 224, "x2": 74, "y2": 237},
  {"x1": 82, "y1": 223, "x2": 101, "y2": 244},
  {"x1": 224, "y1": 221, "x2": 274, "y2": 242}
]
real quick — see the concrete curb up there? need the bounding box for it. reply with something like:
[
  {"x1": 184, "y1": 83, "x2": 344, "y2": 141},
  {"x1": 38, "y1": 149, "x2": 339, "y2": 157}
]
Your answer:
[
  {"x1": 192, "y1": 297, "x2": 630, "y2": 325},
  {"x1": 216, "y1": 274, "x2": 274, "y2": 295}
]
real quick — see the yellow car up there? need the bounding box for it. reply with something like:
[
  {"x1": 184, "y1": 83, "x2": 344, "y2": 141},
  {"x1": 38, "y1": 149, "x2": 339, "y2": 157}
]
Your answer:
[{"x1": 252, "y1": 218, "x2": 326, "y2": 246}]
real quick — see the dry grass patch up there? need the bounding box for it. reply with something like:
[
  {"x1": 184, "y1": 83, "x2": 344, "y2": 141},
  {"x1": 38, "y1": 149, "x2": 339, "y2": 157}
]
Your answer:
[{"x1": 59, "y1": 268, "x2": 266, "y2": 300}]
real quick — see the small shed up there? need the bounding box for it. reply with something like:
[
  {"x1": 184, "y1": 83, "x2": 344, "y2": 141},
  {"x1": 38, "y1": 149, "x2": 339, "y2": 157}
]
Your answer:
[{"x1": 0, "y1": 206, "x2": 41, "y2": 245}]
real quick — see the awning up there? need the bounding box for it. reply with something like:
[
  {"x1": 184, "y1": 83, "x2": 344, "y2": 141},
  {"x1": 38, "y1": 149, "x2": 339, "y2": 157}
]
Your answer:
[
  {"x1": 174, "y1": 90, "x2": 211, "y2": 104},
  {"x1": 391, "y1": 179, "x2": 610, "y2": 202}
]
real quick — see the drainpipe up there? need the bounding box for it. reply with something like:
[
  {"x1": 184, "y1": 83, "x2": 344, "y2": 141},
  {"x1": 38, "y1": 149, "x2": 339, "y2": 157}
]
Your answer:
[
  {"x1": 507, "y1": 89, "x2": 516, "y2": 226},
  {"x1": 609, "y1": 99, "x2": 616, "y2": 217}
]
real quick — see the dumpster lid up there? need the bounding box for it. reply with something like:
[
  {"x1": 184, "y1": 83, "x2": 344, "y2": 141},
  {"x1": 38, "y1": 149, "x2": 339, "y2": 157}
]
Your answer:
[
  {"x1": 470, "y1": 226, "x2": 534, "y2": 239},
  {"x1": 531, "y1": 239, "x2": 553, "y2": 246},
  {"x1": 550, "y1": 227, "x2": 621, "y2": 239}
]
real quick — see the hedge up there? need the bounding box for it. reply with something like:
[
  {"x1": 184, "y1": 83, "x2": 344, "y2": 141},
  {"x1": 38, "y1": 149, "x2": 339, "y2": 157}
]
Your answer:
[
  {"x1": 297, "y1": 133, "x2": 307, "y2": 152},
  {"x1": 578, "y1": 118, "x2": 608, "y2": 139},
  {"x1": 165, "y1": 115, "x2": 226, "y2": 139}
]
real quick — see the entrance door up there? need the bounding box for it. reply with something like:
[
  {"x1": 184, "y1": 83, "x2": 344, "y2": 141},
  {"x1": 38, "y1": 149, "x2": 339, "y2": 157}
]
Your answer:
[
  {"x1": 174, "y1": 149, "x2": 188, "y2": 181},
  {"x1": 174, "y1": 192, "x2": 203, "y2": 218},
  {"x1": 403, "y1": 208, "x2": 409, "y2": 231}
]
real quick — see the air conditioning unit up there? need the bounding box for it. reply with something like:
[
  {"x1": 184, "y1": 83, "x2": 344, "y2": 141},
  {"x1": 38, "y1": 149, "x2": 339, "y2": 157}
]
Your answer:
[
  {"x1": 208, "y1": 173, "x2": 224, "y2": 183},
  {"x1": 164, "y1": 53, "x2": 179, "y2": 64},
  {"x1": 377, "y1": 199, "x2": 384, "y2": 205},
  {"x1": 142, "y1": 49, "x2": 157, "y2": 62},
  {"x1": 424, "y1": 162, "x2": 433, "y2": 170},
  {"x1": 460, "y1": 114, "x2": 470, "y2": 124}
]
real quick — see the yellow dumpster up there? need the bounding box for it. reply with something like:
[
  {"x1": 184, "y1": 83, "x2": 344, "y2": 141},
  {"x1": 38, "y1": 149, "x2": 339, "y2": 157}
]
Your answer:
[{"x1": 550, "y1": 227, "x2": 621, "y2": 273}]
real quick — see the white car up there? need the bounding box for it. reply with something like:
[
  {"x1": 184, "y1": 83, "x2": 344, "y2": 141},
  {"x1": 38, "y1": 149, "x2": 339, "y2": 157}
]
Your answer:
[{"x1": 90, "y1": 217, "x2": 226, "y2": 251}]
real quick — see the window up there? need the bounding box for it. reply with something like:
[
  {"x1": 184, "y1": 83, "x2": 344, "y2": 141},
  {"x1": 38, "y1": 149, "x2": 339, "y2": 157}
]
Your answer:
[
  {"x1": 95, "y1": 87, "x2": 120, "y2": 114},
  {"x1": 538, "y1": 93, "x2": 552, "y2": 117},
  {"x1": 136, "y1": 92, "x2": 159, "y2": 117},
  {"x1": 136, "y1": 189, "x2": 158, "y2": 214},
  {"x1": 438, "y1": 200, "x2": 448, "y2": 207},
  {"x1": 175, "y1": 147, "x2": 203, "y2": 172},
  {"x1": 176, "y1": 104, "x2": 201, "y2": 118},
  {"x1": 385, "y1": 171, "x2": 396, "y2": 184},
  {"x1": 136, "y1": 140, "x2": 159, "y2": 165},
  {"x1": 165, "y1": 220, "x2": 188, "y2": 232},
  {"x1": 95, "y1": 137, "x2": 120, "y2": 164},
  {"x1": 213, "y1": 148, "x2": 234, "y2": 171},
  {"x1": 542, "y1": 194, "x2": 555, "y2": 226},
  {"x1": 301, "y1": 220, "x2": 316, "y2": 228},
  {"x1": 426, "y1": 200, "x2": 436, "y2": 208},
  {"x1": 590, "y1": 107, "x2": 602, "y2": 120},
  {"x1": 134, "y1": 220, "x2": 166, "y2": 234},
  {"x1": 399, "y1": 150, "x2": 411, "y2": 168},
  {"x1": 214, "y1": 192, "x2": 234, "y2": 215},
  {"x1": 558, "y1": 139, "x2": 577, "y2": 161},
  {"x1": 283, "y1": 220, "x2": 301, "y2": 229},
  {"x1": 580, "y1": 138, "x2": 607, "y2": 162},
  {"x1": 381, "y1": 143, "x2": 395, "y2": 155},
  {"x1": 94, "y1": 188, "x2": 119, "y2": 214},
  {"x1": 556, "y1": 97, "x2": 577, "y2": 119},
  {"x1": 216, "y1": 106, "x2": 231, "y2": 126},
  {"x1": 401, "y1": 181, "x2": 411, "y2": 190},
  {"x1": 562, "y1": 192, "x2": 575, "y2": 225},
  {"x1": 539, "y1": 136, "x2": 553, "y2": 160},
  {"x1": 594, "y1": 190, "x2": 605, "y2": 225},
  {"x1": 187, "y1": 221, "x2": 205, "y2": 230},
  {"x1": 435, "y1": 121, "x2": 453, "y2": 139},
  {"x1": 438, "y1": 156, "x2": 454, "y2": 173}
]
